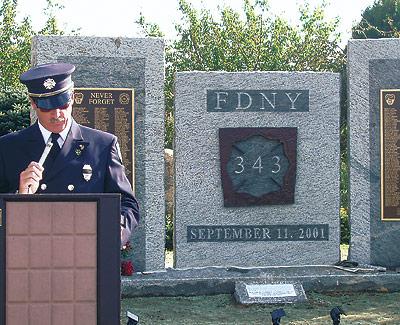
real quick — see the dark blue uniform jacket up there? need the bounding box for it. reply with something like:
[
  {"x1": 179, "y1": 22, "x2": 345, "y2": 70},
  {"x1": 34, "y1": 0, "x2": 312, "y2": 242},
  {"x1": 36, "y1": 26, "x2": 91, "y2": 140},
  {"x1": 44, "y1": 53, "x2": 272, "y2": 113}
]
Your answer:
[{"x1": 0, "y1": 120, "x2": 139, "y2": 233}]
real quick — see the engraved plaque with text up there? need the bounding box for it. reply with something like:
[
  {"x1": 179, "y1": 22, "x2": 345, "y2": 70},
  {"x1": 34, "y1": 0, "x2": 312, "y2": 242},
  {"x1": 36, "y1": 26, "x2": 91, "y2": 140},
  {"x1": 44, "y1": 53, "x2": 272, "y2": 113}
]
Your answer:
[
  {"x1": 73, "y1": 88, "x2": 134, "y2": 187},
  {"x1": 381, "y1": 89, "x2": 400, "y2": 221},
  {"x1": 234, "y1": 281, "x2": 307, "y2": 304},
  {"x1": 246, "y1": 284, "x2": 296, "y2": 298}
]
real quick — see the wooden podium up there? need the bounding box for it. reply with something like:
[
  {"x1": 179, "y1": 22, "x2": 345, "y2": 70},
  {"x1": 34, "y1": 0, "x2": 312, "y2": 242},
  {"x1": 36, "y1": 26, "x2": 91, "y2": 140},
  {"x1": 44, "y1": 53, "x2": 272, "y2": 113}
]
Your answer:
[{"x1": 0, "y1": 194, "x2": 121, "y2": 325}]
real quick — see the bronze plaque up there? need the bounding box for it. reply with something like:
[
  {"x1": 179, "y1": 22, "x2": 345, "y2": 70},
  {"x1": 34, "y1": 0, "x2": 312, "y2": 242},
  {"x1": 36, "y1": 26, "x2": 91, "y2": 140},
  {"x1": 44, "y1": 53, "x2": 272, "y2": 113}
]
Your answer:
[
  {"x1": 219, "y1": 127, "x2": 297, "y2": 207},
  {"x1": 72, "y1": 88, "x2": 134, "y2": 188},
  {"x1": 381, "y1": 89, "x2": 400, "y2": 221}
]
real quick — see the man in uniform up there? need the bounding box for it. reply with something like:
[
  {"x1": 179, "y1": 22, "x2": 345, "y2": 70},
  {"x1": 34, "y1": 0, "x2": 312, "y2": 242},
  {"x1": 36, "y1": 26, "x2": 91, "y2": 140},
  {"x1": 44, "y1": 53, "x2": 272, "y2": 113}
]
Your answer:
[{"x1": 0, "y1": 62, "x2": 139, "y2": 245}]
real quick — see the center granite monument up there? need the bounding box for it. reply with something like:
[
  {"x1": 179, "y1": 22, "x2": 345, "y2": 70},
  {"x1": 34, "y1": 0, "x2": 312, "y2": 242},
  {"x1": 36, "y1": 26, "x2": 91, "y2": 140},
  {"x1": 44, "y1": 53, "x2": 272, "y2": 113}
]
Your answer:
[{"x1": 174, "y1": 71, "x2": 341, "y2": 268}]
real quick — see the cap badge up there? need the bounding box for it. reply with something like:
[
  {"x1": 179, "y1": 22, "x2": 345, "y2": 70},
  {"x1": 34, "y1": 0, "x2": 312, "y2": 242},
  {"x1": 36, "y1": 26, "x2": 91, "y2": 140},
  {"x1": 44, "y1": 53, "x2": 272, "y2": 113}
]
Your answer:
[
  {"x1": 82, "y1": 164, "x2": 92, "y2": 182},
  {"x1": 43, "y1": 78, "x2": 56, "y2": 90}
]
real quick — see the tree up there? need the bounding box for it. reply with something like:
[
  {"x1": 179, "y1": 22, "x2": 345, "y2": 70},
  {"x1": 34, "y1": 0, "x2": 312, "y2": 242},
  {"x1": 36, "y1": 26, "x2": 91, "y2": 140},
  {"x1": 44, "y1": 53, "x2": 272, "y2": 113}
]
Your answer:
[
  {"x1": 352, "y1": 0, "x2": 400, "y2": 39},
  {"x1": 139, "y1": 0, "x2": 345, "y2": 146},
  {"x1": 0, "y1": 90, "x2": 30, "y2": 136},
  {"x1": 0, "y1": 0, "x2": 68, "y2": 134},
  {"x1": 0, "y1": 0, "x2": 67, "y2": 91},
  {"x1": 138, "y1": 0, "x2": 349, "y2": 245},
  {"x1": 0, "y1": 0, "x2": 32, "y2": 91}
]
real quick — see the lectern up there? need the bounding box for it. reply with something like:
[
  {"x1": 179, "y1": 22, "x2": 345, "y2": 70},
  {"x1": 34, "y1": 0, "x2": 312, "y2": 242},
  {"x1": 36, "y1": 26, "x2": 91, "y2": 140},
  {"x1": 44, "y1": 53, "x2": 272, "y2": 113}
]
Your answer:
[{"x1": 0, "y1": 194, "x2": 121, "y2": 325}]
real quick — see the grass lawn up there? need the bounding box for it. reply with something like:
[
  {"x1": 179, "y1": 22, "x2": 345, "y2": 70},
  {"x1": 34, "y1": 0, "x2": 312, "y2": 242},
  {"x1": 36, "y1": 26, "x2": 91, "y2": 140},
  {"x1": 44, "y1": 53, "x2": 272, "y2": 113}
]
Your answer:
[
  {"x1": 121, "y1": 291, "x2": 400, "y2": 324},
  {"x1": 121, "y1": 245, "x2": 394, "y2": 324}
]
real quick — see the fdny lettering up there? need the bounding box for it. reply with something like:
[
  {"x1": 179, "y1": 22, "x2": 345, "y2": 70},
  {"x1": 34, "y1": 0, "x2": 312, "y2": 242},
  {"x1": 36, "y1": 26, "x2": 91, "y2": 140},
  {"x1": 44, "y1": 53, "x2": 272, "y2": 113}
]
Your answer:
[{"x1": 207, "y1": 90, "x2": 309, "y2": 112}]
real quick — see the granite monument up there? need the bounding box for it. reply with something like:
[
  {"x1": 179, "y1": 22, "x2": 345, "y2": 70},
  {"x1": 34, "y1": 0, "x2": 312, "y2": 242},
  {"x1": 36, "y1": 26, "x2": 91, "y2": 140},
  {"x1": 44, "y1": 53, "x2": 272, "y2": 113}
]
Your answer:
[
  {"x1": 174, "y1": 71, "x2": 341, "y2": 268},
  {"x1": 31, "y1": 36, "x2": 165, "y2": 271},
  {"x1": 348, "y1": 38, "x2": 400, "y2": 268}
]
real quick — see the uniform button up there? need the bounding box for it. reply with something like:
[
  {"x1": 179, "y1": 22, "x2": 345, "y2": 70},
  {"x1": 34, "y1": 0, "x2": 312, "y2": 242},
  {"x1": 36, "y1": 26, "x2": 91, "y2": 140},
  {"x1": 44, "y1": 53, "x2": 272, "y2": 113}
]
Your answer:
[
  {"x1": 67, "y1": 184, "x2": 75, "y2": 191},
  {"x1": 40, "y1": 183, "x2": 47, "y2": 190}
]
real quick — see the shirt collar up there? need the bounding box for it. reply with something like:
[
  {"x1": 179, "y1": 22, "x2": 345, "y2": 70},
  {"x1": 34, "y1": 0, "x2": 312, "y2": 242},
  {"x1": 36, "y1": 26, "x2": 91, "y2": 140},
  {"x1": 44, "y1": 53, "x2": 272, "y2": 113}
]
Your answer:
[{"x1": 37, "y1": 117, "x2": 73, "y2": 144}]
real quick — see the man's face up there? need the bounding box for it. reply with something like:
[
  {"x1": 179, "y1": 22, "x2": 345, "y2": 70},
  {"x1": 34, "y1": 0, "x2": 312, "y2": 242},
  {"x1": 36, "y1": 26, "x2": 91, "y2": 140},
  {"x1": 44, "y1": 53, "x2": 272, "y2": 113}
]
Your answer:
[{"x1": 31, "y1": 99, "x2": 73, "y2": 134}]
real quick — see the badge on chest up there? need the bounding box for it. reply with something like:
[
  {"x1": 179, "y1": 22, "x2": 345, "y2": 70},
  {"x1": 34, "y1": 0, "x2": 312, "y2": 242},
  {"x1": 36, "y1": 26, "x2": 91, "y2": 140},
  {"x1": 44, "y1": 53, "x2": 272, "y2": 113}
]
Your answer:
[{"x1": 82, "y1": 164, "x2": 92, "y2": 181}]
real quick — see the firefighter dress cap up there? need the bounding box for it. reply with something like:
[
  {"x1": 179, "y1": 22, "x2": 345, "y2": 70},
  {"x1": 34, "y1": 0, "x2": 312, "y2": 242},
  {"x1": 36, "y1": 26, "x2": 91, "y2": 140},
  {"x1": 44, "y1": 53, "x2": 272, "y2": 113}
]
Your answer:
[{"x1": 20, "y1": 62, "x2": 75, "y2": 110}]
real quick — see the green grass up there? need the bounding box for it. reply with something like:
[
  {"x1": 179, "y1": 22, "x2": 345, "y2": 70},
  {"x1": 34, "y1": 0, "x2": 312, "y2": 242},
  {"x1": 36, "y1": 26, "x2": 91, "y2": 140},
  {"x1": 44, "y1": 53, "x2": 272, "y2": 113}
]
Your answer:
[
  {"x1": 121, "y1": 291, "x2": 400, "y2": 324},
  {"x1": 120, "y1": 245, "x2": 380, "y2": 324}
]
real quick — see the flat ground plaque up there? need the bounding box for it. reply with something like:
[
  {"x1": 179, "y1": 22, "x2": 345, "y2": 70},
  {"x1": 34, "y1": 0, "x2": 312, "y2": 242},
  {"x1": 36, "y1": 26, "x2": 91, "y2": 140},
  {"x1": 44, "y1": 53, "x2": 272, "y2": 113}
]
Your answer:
[{"x1": 234, "y1": 281, "x2": 307, "y2": 304}]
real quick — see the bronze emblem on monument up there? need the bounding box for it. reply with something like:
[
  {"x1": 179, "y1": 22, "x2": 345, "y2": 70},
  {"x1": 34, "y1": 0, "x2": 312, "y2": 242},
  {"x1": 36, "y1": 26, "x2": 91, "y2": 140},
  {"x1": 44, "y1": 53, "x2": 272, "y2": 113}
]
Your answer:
[
  {"x1": 219, "y1": 127, "x2": 297, "y2": 207},
  {"x1": 385, "y1": 93, "x2": 396, "y2": 106},
  {"x1": 119, "y1": 92, "x2": 130, "y2": 105},
  {"x1": 74, "y1": 92, "x2": 84, "y2": 105}
]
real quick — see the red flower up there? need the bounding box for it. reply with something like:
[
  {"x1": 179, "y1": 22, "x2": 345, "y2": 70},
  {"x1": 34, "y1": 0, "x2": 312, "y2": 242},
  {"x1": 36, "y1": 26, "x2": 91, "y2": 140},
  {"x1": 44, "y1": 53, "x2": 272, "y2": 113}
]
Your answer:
[{"x1": 121, "y1": 260, "x2": 134, "y2": 276}]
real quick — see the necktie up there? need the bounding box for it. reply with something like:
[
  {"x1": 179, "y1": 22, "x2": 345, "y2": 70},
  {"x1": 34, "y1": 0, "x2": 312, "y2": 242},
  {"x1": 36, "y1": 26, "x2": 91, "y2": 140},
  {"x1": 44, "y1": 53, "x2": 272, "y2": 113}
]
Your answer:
[
  {"x1": 43, "y1": 133, "x2": 61, "y2": 174},
  {"x1": 50, "y1": 133, "x2": 61, "y2": 157}
]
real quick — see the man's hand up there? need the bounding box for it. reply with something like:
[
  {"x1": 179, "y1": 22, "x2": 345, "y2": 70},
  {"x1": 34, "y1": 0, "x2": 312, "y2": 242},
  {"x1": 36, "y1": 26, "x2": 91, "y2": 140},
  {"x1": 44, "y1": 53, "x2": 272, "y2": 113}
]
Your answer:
[
  {"x1": 19, "y1": 162, "x2": 44, "y2": 194},
  {"x1": 121, "y1": 225, "x2": 131, "y2": 248}
]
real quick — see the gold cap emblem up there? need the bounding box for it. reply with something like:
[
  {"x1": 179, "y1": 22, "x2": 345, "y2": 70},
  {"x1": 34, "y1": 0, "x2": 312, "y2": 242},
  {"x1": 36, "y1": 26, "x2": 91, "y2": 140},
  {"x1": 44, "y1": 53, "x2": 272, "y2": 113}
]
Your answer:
[{"x1": 43, "y1": 78, "x2": 56, "y2": 90}]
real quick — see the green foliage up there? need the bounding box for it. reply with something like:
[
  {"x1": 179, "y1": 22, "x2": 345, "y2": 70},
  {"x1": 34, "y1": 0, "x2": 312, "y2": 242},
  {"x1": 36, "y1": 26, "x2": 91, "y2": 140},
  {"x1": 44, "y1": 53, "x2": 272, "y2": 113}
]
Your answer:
[
  {"x1": 0, "y1": 0, "x2": 33, "y2": 91},
  {"x1": 0, "y1": 0, "x2": 68, "y2": 134},
  {"x1": 0, "y1": 0, "x2": 67, "y2": 92},
  {"x1": 39, "y1": 0, "x2": 66, "y2": 36},
  {"x1": 138, "y1": 0, "x2": 350, "y2": 244},
  {"x1": 340, "y1": 207, "x2": 349, "y2": 244},
  {"x1": 339, "y1": 72, "x2": 349, "y2": 226},
  {"x1": 0, "y1": 89, "x2": 30, "y2": 136},
  {"x1": 165, "y1": 213, "x2": 173, "y2": 250},
  {"x1": 136, "y1": 14, "x2": 164, "y2": 38},
  {"x1": 340, "y1": 126, "x2": 349, "y2": 208},
  {"x1": 139, "y1": 0, "x2": 345, "y2": 149},
  {"x1": 352, "y1": 0, "x2": 400, "y2": 39}
]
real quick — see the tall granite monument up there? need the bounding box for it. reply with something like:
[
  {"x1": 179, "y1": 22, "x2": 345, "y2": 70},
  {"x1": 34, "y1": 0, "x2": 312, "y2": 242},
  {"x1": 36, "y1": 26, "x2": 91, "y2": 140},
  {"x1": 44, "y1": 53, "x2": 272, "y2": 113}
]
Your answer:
[
  {"x1": 174, "y1": 71, "x2": 341, "y2": 268},
  {"x1": 31, "y1": 36, "x2": 165, "y2": 271},
  {"x1": 348, "y1": 38, "x2": 400, "y2": 268}
]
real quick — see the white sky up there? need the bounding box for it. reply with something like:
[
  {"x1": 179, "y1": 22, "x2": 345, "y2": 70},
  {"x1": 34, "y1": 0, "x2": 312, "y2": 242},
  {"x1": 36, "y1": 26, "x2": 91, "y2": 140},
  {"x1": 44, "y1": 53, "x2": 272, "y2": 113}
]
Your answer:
[{"x1": 16, "y1": 0, "x2": 374, "y2": 46}]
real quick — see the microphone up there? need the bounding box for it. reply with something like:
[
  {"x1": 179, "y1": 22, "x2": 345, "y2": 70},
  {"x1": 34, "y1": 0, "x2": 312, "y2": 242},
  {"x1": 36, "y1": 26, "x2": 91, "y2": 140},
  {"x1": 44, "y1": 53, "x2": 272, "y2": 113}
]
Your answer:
[
  {"x1": 38, "y1": 139, "x2": 54, "y2": 166},
  {"x1": 27, "y1": 138, "x2": 54, "y2": 194}
]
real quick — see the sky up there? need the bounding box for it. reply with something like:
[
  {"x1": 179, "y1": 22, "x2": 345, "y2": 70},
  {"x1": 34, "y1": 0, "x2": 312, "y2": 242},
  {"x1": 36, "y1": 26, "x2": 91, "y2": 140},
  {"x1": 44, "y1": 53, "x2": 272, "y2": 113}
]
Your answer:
[{"x1": 15, "y1": 0, "x2": 375, "y2": 46}]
